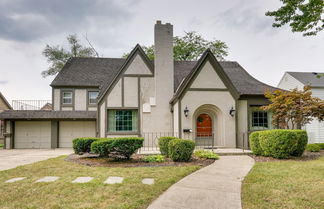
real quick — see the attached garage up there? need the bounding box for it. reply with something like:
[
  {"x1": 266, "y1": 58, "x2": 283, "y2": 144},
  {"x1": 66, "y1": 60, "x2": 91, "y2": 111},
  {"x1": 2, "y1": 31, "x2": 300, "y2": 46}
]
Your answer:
[
  {"x1": 14, "y1": 121, "x2": 51, "y2": 148},
  {"x1": 59, "y1": 121, "x2": 96, "y2": 148}
]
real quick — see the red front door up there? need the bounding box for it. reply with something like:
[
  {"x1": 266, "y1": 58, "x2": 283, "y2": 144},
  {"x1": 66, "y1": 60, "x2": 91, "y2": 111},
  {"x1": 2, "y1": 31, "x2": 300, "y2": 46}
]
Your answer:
[{"x1": 196, "y1": 114, "x2": 212, "y2": 137}]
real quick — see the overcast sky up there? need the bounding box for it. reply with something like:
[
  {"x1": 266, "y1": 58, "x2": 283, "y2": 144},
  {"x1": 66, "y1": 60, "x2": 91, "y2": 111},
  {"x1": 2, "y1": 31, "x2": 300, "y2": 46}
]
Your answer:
[{"x1": 0, "y1": 0, "x2": 323, "y2": 102}]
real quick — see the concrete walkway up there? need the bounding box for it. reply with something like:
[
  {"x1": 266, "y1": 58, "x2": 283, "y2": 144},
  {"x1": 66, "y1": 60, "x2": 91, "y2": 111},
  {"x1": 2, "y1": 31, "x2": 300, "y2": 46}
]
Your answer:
[
  {"x1": 147, "y1": 156, "x2": 255, "y2": 209},
  {"x1": 0, "y1": 149, "x2": 73, "y2": 171}
]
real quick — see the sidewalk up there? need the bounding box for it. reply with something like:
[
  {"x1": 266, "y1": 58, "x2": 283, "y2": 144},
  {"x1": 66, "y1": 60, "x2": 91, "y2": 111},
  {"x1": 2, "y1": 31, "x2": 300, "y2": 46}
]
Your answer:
[{"x1": 147, "y1": 155, "x2": 255, "y2": 209}]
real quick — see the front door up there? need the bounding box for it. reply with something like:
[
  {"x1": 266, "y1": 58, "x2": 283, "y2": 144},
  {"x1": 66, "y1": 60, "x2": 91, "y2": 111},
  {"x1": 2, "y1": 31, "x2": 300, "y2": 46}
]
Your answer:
[{"x1": 196, "y1": 114, "x2": 212, "y2": 137}]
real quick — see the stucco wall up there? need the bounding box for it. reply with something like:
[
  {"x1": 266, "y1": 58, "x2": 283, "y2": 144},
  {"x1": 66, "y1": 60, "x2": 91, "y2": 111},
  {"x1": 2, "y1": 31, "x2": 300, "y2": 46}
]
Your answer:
[
  {"x1": 124, "y1": 54, "x2": 152, "y2": 75},
  {"x1": 107, "y1": 79, "x2": 122, "y2": 107},
  {"x1": 124, "y1": 77, "x2": 138, "y2": 107},
  {"x1": 237, "y1": 100, "x2": 248, "y2": 148},
  {"x1": 99, "y1": 101, "x2": 105, "y2": 137},
  {"x1": 180, "y1": 91, "x2": 236, "y2": 147},
  {"x1": 53, "y1": 88, "x2": 60, "y2": 111},
  {"x1": 190, "y1": 61, "x2": 226, "y2": 89},
  {"x1": 75, "y1": 89, "x2": 87, "y2": 110},
  {"x1": 173, "y1": 101, "x2": 179, "y2": 134}
]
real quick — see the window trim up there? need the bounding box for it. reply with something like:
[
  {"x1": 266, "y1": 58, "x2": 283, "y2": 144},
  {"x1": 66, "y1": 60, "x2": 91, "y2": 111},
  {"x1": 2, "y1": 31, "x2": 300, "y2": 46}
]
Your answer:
[
  {"x1": 87, "y1": 90, "x2": 99, "y2": 106},
  {"x1": 106, "y1": 108, "x2": 140, "y2": 135},
  {"x1": 249, "y1": 106, "x2": 271, "y2": 130},
  {"x1": 60, "y1": 89, "x2": 74, "y2": 107}
]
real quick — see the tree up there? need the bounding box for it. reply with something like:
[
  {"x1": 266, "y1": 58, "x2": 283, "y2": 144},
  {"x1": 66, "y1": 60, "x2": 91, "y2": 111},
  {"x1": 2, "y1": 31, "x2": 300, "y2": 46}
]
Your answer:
[
  {"x1": 262, "y1": 86, "x2": 324, "y2": 129},
  {"x1": 41, "y1": 34, "x2": 98, "y2": 77},
  {"x1": 123, "y1": 31, "x2": 229, "y2": 61},
  {"x1": 266, "y1": 0, "x2": 324, "y2": 36}
]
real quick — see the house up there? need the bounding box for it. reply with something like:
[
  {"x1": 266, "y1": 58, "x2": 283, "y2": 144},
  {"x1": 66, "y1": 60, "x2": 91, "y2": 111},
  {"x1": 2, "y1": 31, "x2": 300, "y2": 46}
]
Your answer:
[
  {"x1": 40, "y1": 103, "x2": 52, "y2": 110},
  {"x1": 0, "y1": 21, "x2": 279, "y2": 149},
  {"x1": 278, "y1": 72, "x2": 324, "y2": 143},
  {"x1": 0, "y1": 92, "x2": 12, "y2": 144}
]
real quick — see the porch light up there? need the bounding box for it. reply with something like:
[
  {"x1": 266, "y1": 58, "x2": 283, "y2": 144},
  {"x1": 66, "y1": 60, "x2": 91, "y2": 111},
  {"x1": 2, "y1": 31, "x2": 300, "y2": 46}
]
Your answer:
[
  {"x1": 184, "y1": 106, "x2": 189, "y2": 117},
  {"x1": 229, "y1": 107, "x2": 235, "y2": 117}
]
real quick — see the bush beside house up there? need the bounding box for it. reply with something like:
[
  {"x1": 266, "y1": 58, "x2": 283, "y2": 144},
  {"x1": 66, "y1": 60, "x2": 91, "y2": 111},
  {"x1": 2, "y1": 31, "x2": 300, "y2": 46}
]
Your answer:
[
  {"x1": 249, "y1": 129, "x2": 308, "y2": 159},
  {"x1": 168, "y1": 139, "x2": 195, "y2": 162},
  {"x1": 306, "y1": 144, "x2": 321, "y2": 152},
  {"x1": 158, "y1": 136, "x2": 178, "y2": 157},
  {"x1": 73, "y1": 137, "x2": 99, "y2": 154}
]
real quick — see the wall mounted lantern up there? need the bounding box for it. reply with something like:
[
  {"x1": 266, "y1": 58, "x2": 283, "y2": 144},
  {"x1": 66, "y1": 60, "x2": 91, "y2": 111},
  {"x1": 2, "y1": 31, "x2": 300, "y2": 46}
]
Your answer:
[
  {"x1": 229, "y1": 106, "x2": 235, "y2": 117},
  {"x1": 184, "y1": 106, "x2": 189, "y2": 117}
]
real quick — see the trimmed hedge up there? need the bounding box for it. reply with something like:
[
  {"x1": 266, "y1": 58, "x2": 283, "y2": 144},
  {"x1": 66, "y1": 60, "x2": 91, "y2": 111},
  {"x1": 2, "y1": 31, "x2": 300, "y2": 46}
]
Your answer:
[
  {"x1": 306, "y1": 144, "x2": 321, "y2": 152},
  {"x1": 91, "y1": 139, "x2": 114, "y2": 156},
  {"x1": 249, "y1": 132, "x2": 262, "y2": 156},
  {"x1": 90, "y1": 137, "x2": 144, "y2": 159},
  {"x1": 168, "y1": 139, "x2": 195, "y2": 162},
  {"x1": 158, "y1": 136, "x2": 178, "y2": 157},
  {"x1": 249, "y1": 129, "x2": 308, "y2": 159},
  {"x1": 72, "y1": 138, "x2": 99, "y2": 154},
  {"x1": 111, "y1": 137, "x2": 144, "y2": 159},
  {"x1": 316, "y1": 143, "x2": 324, "y2": 150}
]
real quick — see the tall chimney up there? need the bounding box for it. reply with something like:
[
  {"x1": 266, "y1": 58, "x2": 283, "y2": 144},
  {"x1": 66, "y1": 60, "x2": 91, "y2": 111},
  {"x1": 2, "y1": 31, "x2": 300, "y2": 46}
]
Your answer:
[{"x1": 154, "y1": 20, "x2": 174, "y2": 132}]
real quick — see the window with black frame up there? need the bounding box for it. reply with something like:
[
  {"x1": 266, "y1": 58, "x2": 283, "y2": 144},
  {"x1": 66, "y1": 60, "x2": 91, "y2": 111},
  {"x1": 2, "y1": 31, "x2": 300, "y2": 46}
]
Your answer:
[
  {"x1": 108, "y1": 109, "x2": 138, "y2": 132},
  {"x1": 250, "y1": 106, "x2": 270, "y2": 130}
]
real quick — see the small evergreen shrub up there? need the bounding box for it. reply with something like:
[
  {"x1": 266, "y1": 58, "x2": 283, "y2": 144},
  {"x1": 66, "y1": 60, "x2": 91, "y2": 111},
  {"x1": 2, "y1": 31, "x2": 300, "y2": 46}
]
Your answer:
[
  {"x1": 143, "y1": 155, "x2": 165, "y2": 163},
  {"x1": 306, "y1": 144, "x2": 321, "y2": 152},
  {"x1": 90, "y1": 139, "x2": 114, "y2": 157},
  {"x1": 290, "y1": 130, "x2": 308, "y2": 157},
  {"x1": 168, "y1": 139, "x2": 195, "y2": 162},
  {"x1": 194, "y1": 150, "x2": 219, "y2": 160},
  {"x1": 72, "y1": 137, "x2": 99, "y2": 154},
  {"x1": 110, "y1": 137, "x2": 144, "y2": 159},
  {"x1": 249, "y1": 132, "x2": 263, "y2": 156},
  {"x1": 158, "y1": 136, "x2": 178, "y2": 157},
  {"x1": 315, "y1": 143, "x2": 324, "y2": 150},
  {"x1": 258, "y1": 130, "x2": 299, "y2": 159}
]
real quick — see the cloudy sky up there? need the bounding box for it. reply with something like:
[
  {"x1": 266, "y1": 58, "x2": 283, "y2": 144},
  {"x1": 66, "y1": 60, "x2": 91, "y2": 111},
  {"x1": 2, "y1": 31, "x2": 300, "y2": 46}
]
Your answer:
[{"x1": 0, "y1": 0, "x2": 323, "y2": 103}]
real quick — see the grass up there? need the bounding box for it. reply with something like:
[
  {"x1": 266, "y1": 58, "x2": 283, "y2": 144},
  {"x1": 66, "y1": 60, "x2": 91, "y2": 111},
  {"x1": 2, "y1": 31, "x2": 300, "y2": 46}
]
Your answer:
[
  {"x1": 242, "y1": 156, "x2": 324, "y2": 209},
  {"x1": 0, "y1": 144, "x2": 3, "y2": 149},
  {"x1": 0, "y1": 156, "x2": 200, "y2": 209}
]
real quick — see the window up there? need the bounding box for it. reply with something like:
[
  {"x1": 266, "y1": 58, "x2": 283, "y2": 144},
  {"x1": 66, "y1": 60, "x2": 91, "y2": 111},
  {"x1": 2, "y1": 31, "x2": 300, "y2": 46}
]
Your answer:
[
  {"x1": 88, "y1": 91, "x2": 99, "y2": 105},
  {"x1": 108, "y1": 109, "x2": 138, "y2": 132},
  {"x1": 62, "y1": 91, "x2": 73, "y2": 105},
  {"x1": 251, "y1": 106, "x2": 270, "y2": 130}
]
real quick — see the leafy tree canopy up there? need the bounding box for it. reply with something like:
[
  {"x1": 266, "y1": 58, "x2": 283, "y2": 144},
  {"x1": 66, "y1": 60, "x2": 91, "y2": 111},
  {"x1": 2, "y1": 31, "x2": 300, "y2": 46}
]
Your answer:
[
  {"x1": 266, "y1": 0, "x2": 324, "y2": 36},
  {"x1": 123, "y1": 31, "x2": 229, "y2": 61},
  {"x1": 262, "y1": 86, "x2": 324, "y2": 129},
  {"x1": 42, "y1": 34, "x2": 98, "y2": 77}
]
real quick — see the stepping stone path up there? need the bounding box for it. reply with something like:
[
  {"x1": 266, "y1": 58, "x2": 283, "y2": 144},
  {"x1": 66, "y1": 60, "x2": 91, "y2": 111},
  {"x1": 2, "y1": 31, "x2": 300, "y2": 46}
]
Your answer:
[
  {"x1": 142, "y1": 178, "x2": 154, "y2": 185},
  {"x1": 104, "y1": 176, "x2": 124, "y2": 184},
  {"x1": 36, "y1": 176, "x2": 59, "y2": 183},
  {"x1": 5, "y1": 177, "x2": 26, "y2": 183},
  {"x1": 72, "y1": 177, "x2": 94, "y2": 183}
]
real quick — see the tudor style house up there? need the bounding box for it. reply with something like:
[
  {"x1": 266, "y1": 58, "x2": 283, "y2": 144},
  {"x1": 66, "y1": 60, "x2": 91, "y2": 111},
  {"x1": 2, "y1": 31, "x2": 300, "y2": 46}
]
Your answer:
[
  {"x1": 278, "y1": 72, "x2": 324, "y2": 143},
  {"x1": 0, "y1": 21, "x2": 278, "y2": 149}
]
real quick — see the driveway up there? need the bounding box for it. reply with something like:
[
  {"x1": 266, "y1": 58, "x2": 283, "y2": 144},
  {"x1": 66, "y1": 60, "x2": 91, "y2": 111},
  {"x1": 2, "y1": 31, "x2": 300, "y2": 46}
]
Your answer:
[
  {"x1": 0, "y1": 149, "x2": 73, "y2": 171},
  {"x1": 147, "y1": 155, "x2": 255, "y2": 209}
]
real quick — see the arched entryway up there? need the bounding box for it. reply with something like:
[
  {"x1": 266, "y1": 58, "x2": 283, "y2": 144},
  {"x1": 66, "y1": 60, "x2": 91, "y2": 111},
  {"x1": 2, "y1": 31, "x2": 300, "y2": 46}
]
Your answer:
[{"x1": 196, "y1": 113, "x2": 213, "y2": 137}]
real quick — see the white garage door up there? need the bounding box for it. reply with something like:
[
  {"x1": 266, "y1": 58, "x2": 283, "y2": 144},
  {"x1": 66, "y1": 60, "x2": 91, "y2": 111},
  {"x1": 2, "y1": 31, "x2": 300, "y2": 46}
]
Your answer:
[
  {"x1": 15, "y1": 121, "x2": 51, "y2": 149},
  {"x1": 59, "y1": 121, "x2": 96, "y2": 148}
]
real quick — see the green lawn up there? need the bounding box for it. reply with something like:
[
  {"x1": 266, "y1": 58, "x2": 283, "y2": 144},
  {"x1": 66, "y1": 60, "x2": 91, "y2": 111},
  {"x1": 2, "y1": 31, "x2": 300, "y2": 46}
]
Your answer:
[
  {"x1": 0, "y1": 156, "x2": 200, "y2": 209},
  {"x1": 242, "y1": 156, "x2": 324, "y2": 209}
]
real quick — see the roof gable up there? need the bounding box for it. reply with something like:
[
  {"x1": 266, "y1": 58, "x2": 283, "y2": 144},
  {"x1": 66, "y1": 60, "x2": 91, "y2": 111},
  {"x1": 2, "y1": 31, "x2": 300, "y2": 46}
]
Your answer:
[
  {"x1": 0, "y1": 92, "x2": 12, "y2": 110},
  {"x1": 97, "y1": 44, "x2": 153, "y2": 102},
  {"x1": 170, "y1": 49, "x2": 239, "y2": 104},
  {"x1": 287, "y1": 72, "x2": 324, "y2": 87}
]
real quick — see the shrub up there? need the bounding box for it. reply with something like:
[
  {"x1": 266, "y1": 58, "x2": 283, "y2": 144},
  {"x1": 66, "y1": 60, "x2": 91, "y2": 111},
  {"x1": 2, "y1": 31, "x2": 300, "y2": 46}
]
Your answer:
[
  {"x1": 158, "y1": 136, "x2": 178, "y2": 157},
  {"x1": 110, "y1": 137, "x2": 144, "y2": 159},
  {"x1": 90, "y1": 139, "x2": 114, "y2": 157},
  {"x1": 194, "y1": 150, "x2": 219, "y2": 160},
  {"x1": 306, "y1": 144, "x2": 321, "y2": 152},
  {"x1": 168, "y1": 139, "x2": 195, "y2": 162},
  {"x1": 72, "y1": 137, "x2": 99, "y2": 154},
  {"x1": 143, "y1": 155, "x2": 165, "y2": 163},
  {"x1": 315, "y1": 143, "x2": 324, "y2": 150},
  {"x1": 258, "y1": 130, "x2": 300, "y2": 159},
  {"x1": 290, "y1": 130, "x2": 308, "y2": 157},
  {"x1": 249, "y1": 132, "x2": 263, "y2": 156}
]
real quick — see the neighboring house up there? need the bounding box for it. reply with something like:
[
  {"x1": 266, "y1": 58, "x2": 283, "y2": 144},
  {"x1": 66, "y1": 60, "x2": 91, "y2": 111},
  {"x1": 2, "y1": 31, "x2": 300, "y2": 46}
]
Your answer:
[
  {"x1": 0, "y1": 21, "x2": 279, "y2": 149},
  {"x1": 278, "y1": 72, "x2": 324, "y2": 143},
  {"x1": 41, "y1": 103, "x2": 52, "y2": 110},
  {"x1": 0, "y1": 92, "x2": 12, "y2": 144}
]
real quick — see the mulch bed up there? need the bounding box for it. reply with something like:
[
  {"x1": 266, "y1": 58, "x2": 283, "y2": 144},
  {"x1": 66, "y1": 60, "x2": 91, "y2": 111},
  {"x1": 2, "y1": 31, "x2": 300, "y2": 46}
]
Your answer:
[
  {"x1": 249, "y1": 151, "x2": 324, "y2": 162},
  {"x1": 65, "y1": 153, "x2": 215, "y2": 168}
]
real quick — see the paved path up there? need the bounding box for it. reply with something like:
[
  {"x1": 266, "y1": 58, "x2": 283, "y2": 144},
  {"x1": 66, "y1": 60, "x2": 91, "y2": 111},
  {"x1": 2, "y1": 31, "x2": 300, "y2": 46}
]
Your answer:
[
  {"x1": 0, "y1": 149, "x2": 73, "y2": 171},
  {"x1": 147, "y1": 156, "x2": 255, "y2": 209}
]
